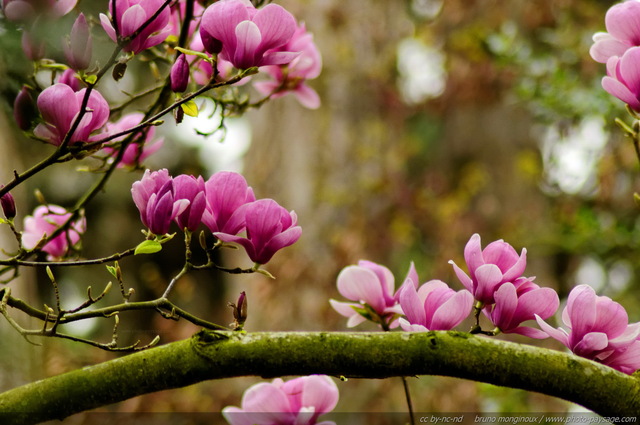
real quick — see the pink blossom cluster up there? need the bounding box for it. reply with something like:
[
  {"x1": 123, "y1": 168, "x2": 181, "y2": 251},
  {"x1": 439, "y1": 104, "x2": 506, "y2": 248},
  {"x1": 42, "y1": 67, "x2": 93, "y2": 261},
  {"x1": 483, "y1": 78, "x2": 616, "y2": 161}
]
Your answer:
[
  {"x1": 21, "y1": 205, "x2": 86, "y2": 260},
  {"x1": 223, "y1": 375, "x2": 339, "y2": 425},
  {"x1": 131, "y1": 170, "x2": 301, "y2": 265},
  {"x1": 590, "y1": 1, "x2": 640, "y2": 111}
]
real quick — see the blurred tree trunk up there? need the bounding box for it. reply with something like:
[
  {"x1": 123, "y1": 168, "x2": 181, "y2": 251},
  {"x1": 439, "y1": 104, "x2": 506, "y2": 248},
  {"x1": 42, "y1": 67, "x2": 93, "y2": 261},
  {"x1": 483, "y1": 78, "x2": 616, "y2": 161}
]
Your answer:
[{"x1": 0, "y1": 111, "x2": 39, "y2": 392}]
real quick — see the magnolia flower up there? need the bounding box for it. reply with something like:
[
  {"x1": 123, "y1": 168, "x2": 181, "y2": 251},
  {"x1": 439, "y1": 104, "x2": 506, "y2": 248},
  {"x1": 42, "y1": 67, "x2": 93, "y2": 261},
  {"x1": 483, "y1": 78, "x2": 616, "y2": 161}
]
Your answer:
[
  {"x1": 602, "y1": 46, "x2": 640, "y2": 111},
  {"x1": 449, "y1": 233, "x2": 527, "y2": 305},
  {"x1": 398, "y1": 279, "x2": 474, "y2": 332},
  {"x1": 22, "y1": 205, "x2": 86, "y2": 260},
  {"x1": 34, "y1": 83, "x2": 109, "y2": 146},
  {"x1": 254, "y1": 23, "x2": 322, "y2": 109},
  {"x1": 64, "y1": 13, "x2": 92, "y2": 70},
  {"x1": 202, "y1": 171, "x2": 255, "y2": 235},
  {"x1": 2, "y1": 0, "x2": 77, "y2": 22},
  {"x1": 590, "y1": 1, "x2": 640, "y2": 64},
  {"x1": 536, "y1": 284, "x2": 640, "y2": 374},
  {"x1": 199, "y1": 0, "x2": 299, "y2": 69},
  {"x1": 485, "y1": 278, "x2": 559, "y2": 338},
  {"x1": 13, "y1": 86, "x2": 37, "y2": 131},
  {"x1": 214, "y1": 198, "x2": 301, "y2": 264},
  {"x1": 101, "y1": 112, "x2": 163, "y2": 167},
  {"x1": 223, "y1": 375, "x2": 339, "y2": 425},
  {"x1": 100, "y1": 0, "x2": 171, "y2": 54},
  {"x1": 172, "y1": 174, "x2": 206, "y2": 232},
  {"x1": 131, "y1": 169, "x2": 188, "y2": 235},
  {"x1": 329, "y1": 261, "x2": 417, "y2": 329}
]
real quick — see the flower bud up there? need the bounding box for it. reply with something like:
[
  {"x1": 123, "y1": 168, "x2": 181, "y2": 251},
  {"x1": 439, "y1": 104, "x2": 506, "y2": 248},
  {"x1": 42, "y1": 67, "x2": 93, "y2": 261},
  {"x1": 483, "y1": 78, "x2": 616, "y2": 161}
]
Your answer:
[
  {"x1": 170, "y1": 54, "x2": 190, "y2": 93},
  {"x1": 13, "y1": 86, "x2": 37, "y2": 131},
  {"x1": 228, "y1": 291, "x2": 247, "y2": 330},
  {"x1": 0, "y1": 187, "x2": 16, "y2": 219},
  {"x1": 64, "y1": 13, "x2": 92, "y2": 70},
  {"x1": 21, "y1": 30, "x2": 45, "y2": 61}
]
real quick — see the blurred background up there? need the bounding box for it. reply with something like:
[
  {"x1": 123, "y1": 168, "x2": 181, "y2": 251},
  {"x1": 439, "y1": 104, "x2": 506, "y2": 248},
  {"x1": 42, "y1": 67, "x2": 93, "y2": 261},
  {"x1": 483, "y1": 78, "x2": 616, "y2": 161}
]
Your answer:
[{"x1": 0, "y1": 0, "x2": 637, "y2": 418}]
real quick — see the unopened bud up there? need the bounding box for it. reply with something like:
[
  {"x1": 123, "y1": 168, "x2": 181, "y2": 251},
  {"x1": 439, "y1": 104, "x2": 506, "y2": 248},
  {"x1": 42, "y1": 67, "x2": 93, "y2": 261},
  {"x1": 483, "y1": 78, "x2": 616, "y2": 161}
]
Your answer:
[
  {"x1": 170, "y1": 53, "x2": 190, "y2": 93},
  {"x1": 21, "y1": 30, "x2": 45, "y2": 61},
  {"x1": 0, "y1": 186, "x2": 16, "y2": 219},
  {"x1": 64, "y1": 13, "x2": 92, "y2": 70},
  {"x1": 13, "y1": 86, "x2": 37, "y2": 131},
  {"x1": 228, "y1": 291, "x2": 247, "y2": 330}
]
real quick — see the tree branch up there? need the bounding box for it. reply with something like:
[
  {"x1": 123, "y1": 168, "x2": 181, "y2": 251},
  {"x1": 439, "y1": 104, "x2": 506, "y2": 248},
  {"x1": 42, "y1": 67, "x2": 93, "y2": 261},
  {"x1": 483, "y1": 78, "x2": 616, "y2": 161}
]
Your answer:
[{"x1": 0, "y1": 331, "x2": 638, "y2": 424}]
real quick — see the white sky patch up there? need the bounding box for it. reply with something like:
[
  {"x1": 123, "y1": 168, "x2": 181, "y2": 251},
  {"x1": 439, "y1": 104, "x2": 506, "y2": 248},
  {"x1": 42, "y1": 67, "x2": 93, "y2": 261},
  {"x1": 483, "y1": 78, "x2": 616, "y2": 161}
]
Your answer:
[
  {"x1": 540, "y1": 117, "x2": 608, "y2": 196},
  {"x1": 396, "y1": 37, "x2": 447, "y2": 105},
  {"x1": 410, "y1": 0, "x2": 443, "y2": 20},
  {"x1": 169, "y1": 98, "x2": 252, "y2": 174}
]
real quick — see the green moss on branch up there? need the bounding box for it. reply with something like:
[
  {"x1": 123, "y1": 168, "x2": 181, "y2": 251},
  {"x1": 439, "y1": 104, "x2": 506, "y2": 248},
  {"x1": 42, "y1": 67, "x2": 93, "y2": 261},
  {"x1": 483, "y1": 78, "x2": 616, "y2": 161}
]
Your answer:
[{"x1": 1, "y1": 331, "x2": 639, "y2": 424}]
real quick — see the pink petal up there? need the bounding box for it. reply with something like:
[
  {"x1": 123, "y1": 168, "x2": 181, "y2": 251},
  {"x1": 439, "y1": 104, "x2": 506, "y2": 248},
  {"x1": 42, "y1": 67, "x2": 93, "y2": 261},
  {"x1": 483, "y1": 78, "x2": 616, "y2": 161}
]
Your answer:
[
  {"x1": 594, "y1": 296, "x2": 628, "y2": 339},
  {"x1": 328, "y1": 299, "x2": 360, "y2": 319},
  {"x1": 120, "y1": 4, "x2": 147, "y2": 38},
  {"x1": 508, "y1": 326, "x2": 551, "y2": 339},
  {"x1": 491, "y1": 283, "x2": 518, "y2": 330},
  {"x1": 590, "y1": 33, "x2": 630, "y2": 63},
  {"x1": 605, "y1": 1, "x2": 640, "y2": 45},
  {"x1": 429, "y1": 289, "x2": 473, "y2": 331},
  {"x1": 535, "y1": 314, "x2": 570, "y2": 347},
  {"x1": 473, "y1": 263, "x2": 504, "y2": 304},
  {"x1": 566, "y1": 285, "x2": 597, "y2": 341},
  {"x1": 398, "y1": 279, "x2": 426, "y2": 326},
  {"x1": 294, "y1": 84, "x2": 321, "y2": 109},
  {"x1": 603, "y1": 76, "x2": 640, "y2": 110},
  {"x1": 336, "y1": 266, "x2": 385, "y2": 312},
  {"x1": 234, "y1": 20, "x2": 262, "y2": 68},
  {"x1": 501, "y1": 248, "x2": 527, "y2": 283},
  {"x1": 573, "y1": 332, "x2": 609, "y2": 357},
  {"x1": 463, "y1": 233, "x2": 484, "y2": 275},
  {"x1": 252, "y1": 3, "x2": 297, "y2": 50},
  {"x1": 449, "y1": 260, "x2": 473, "y2": 292},
  {"x1": 301, "y1": 376, "x2": 339, "y2": 414},
  {"x1": 512, "y1": 287, "x2": 559, "y2": 323},
  {"x1": 261, "y1": 50, "x2": 300, "y2": 66},
  {"x1": 619, "y1": 47, "x2": 640, "y2": 97},
  {"x1": 399, "y1": 318, "x2": 428, "y2": 332}
]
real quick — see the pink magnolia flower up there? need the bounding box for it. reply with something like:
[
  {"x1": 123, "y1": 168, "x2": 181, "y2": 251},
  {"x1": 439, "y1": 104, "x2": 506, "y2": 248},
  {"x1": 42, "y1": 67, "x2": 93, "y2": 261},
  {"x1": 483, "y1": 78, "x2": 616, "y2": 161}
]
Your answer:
[
  {"x1": 21, "y1": 205, "x2": 86, "y2": 260},
  {"x1": 13, "y1": 86, "x2": 37, "y2": 131},
  {"x1": 100, "y1": 0, "x2": 171, "y2": 54},
  {"x1": 329, "y1": 261, "x2": 417, "y2": 329},
  {"x1": 536, "y1": 284, "x2": 640, "y2": 374},
  {"x1": 398, "y1": 279, "x2": 474, "y2": 332},
  {"x1": 202, "y1": 171, "x2": 255, "y2": 235},
  {"x1": 101, "y1": 112, "x2": 163, "y2": 167},
  {"x1": 590, "y1": 1, "x2": 640, "y2": 64},
  {"x1": 485, "y1": 278, "x2": 559, "y2": 338},
  {"x1": 34, "y1": 83, "x2": 109, "y2": 146},
  {"x1": 63, "y1": 13, "x2": 92, "y2": 70},
  {"x1": 214, "y1": 198, "x2": 301, "y2": 265},
  {"x1": 254, "y1": 23, "x2": 322, "y2": 109},
  {"x1": 172, "y1": 174, "x2": 206, "y2": 232},
  {"x1": 602, "y1": 46, "x2": 640, "y2": 111},
  {"x1": 2, "y1": 0, "x2": 77, "y2": 22},
  {"x1": 131, "y1": 169, "x2": 188, "y2": 235},
  {"x1": 199, "y1": 0, "x2": 299, "y2": 69},
  {"x1": 449, "y1": 233, "x2": 527, "y2": 305},
  {"x1": 223, "y1": 375, "x2": 339, "y2": 425}
]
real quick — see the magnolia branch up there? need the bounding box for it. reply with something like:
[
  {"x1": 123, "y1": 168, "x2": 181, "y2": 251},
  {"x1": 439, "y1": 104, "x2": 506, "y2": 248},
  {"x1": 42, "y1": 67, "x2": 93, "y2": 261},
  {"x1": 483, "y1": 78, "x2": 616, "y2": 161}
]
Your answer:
[{"x1": 0, "y1": 331, "x2": 637, "y2": 425}]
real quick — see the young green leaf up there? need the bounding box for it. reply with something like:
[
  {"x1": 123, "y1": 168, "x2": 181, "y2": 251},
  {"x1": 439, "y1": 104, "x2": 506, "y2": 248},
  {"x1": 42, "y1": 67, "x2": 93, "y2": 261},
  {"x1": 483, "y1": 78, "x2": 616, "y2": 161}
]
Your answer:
[{"x1": 134, "y1": 240, "x2": 163, "y2": 255}]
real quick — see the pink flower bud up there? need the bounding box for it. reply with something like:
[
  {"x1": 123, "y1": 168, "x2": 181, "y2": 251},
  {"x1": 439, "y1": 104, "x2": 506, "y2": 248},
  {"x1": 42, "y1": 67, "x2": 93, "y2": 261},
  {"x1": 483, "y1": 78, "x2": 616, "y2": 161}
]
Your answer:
[
  {"x1": 64, "y1": 13, "x2": 92, "y2": 70},
  {"x1": 170, "y1": 54, "x2": 190, "y2": 93},
  {"x1": 0, "y1": 187, "x2": 16, "y2": 219},
  {"x1": 21, "y1": 30, "x2": 45, "y2": 61},
  {"x1": 13, "y1": 86, "x2": 37, "y2": 131},
  {"x1": 131, "y1": 169, "x2": 189, "y2": 235}
]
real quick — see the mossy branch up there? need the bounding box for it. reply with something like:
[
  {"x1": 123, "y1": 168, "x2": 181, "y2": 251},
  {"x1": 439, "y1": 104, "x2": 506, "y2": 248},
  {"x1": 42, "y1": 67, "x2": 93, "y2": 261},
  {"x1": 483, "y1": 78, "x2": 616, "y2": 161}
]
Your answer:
[{"x1": 1, "y1": 331, "x2": 639, "y2": 424}]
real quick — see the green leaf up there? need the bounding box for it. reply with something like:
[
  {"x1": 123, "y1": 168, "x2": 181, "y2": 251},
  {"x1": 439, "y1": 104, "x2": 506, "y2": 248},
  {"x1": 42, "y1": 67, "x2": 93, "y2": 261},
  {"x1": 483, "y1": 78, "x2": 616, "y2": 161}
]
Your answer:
[
  {"x1": 134, "y1": 240, "x2": 163, "y2": 255},
  {"x1": 174, "y1": 46, "x2": 212, "y2": 61},
  {"x1": 181, "y1": 100, "x2": 199, "y2": 117},
  {"x1": 84, "y1": 74, "x2": 97, "y2": 85},
  {"x1": 106, "y1": 265, "x2": 118, "y2": 278}
]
